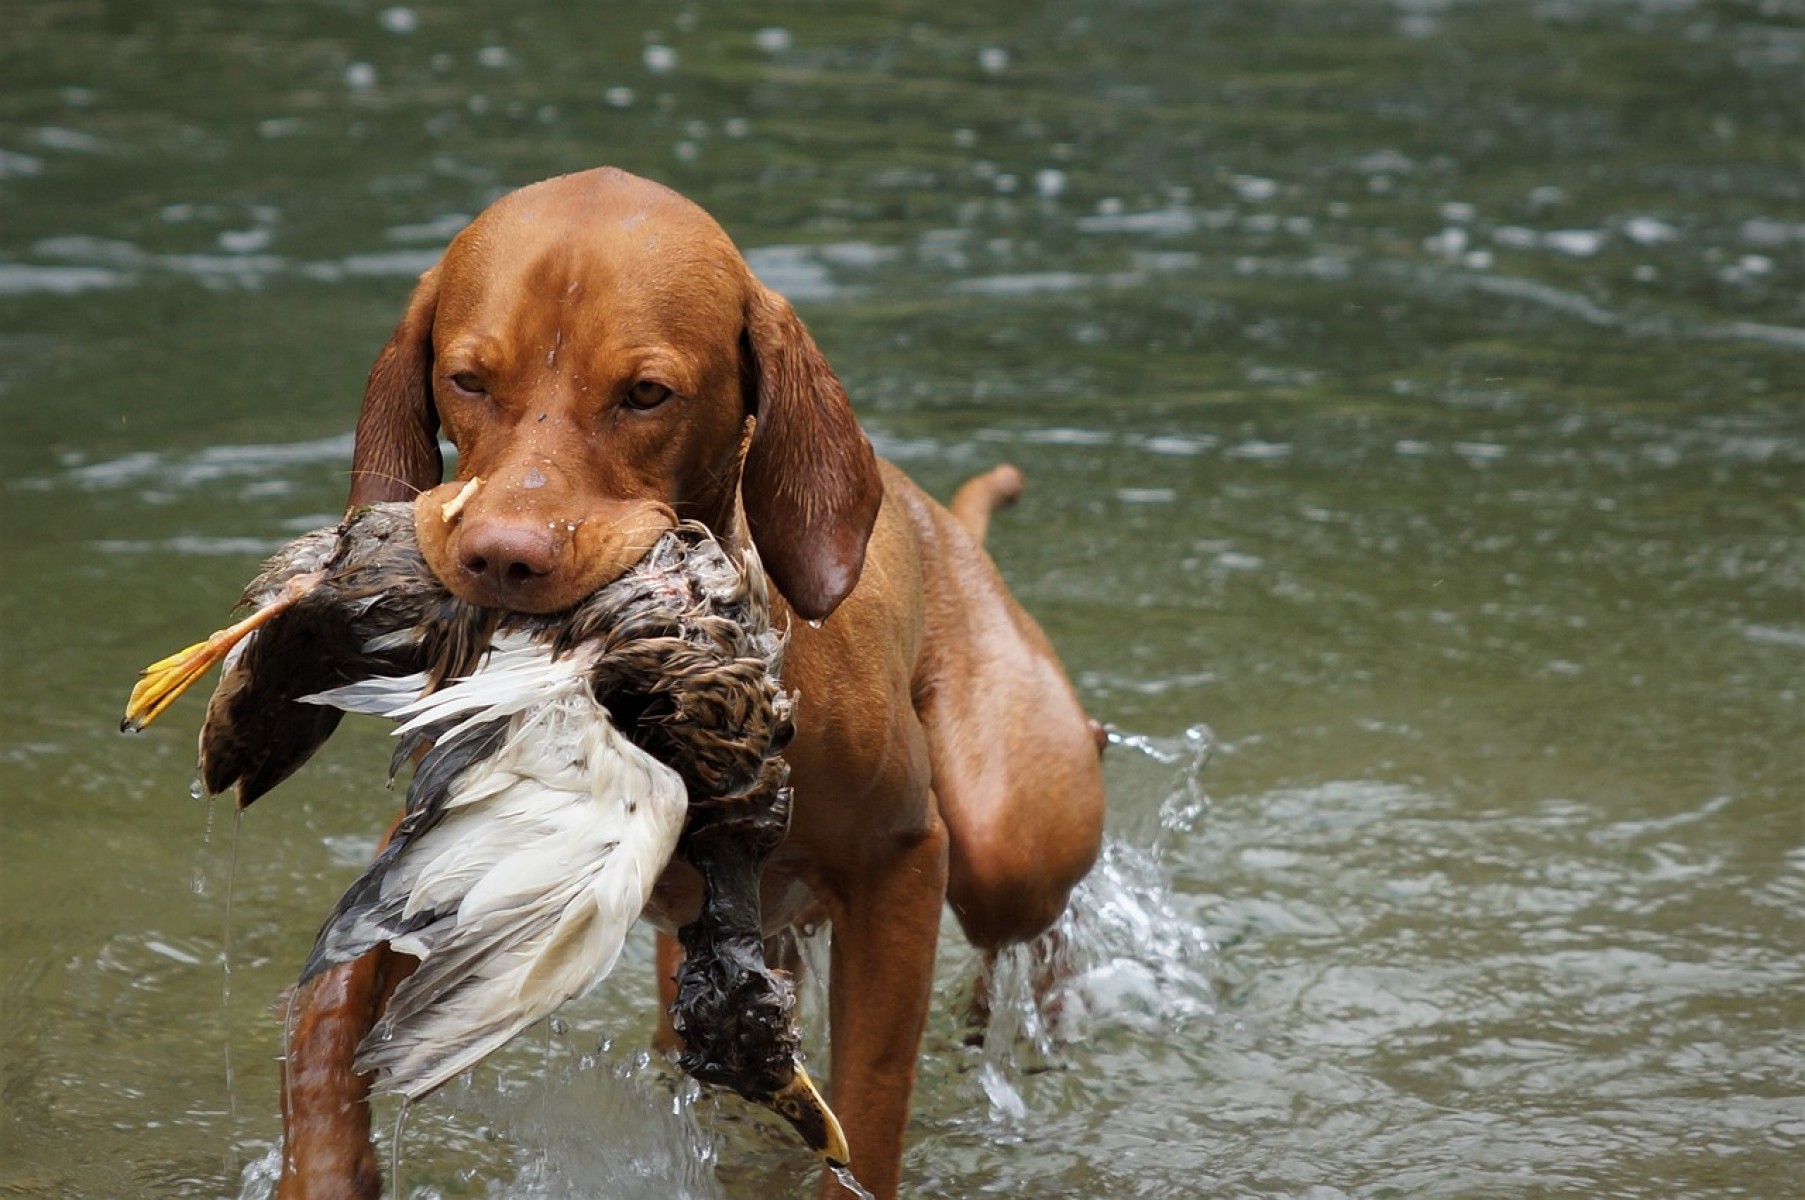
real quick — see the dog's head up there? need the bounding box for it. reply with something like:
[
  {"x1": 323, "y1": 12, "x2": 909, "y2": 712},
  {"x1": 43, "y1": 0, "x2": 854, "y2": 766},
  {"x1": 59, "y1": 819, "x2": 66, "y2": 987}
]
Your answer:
[{"x1": 347, "y1": 167, "x2": 881, "y2": 621}]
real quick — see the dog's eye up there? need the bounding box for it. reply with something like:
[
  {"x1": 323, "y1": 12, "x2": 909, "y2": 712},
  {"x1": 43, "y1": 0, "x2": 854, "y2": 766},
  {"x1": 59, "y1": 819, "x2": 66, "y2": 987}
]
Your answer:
[
  {"x1": 447, "y1": 371, "x2": 485, "y2": 396},
  {"x1": 626, "y1": 380, "x2": 673, "y2": 410}
]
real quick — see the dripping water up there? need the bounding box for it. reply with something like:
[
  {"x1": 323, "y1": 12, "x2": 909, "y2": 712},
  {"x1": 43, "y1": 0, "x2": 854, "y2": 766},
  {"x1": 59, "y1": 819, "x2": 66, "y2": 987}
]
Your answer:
[
  {"x1": 222, "y1": 807, "x2": 241, "y2": 1007},
  {"x1": 220, "y1": 806, "x2": 243, "y2": 1171},
  {"x1": 828, "y1": 1165, "x2": 876, "y2": 1199},
  {"x1": 390, "y1": 1099, "x2": 413, "y2": 1199},
  {"x1": 280, "y1": 986, "x2": 301, "y2": 1182},
  {"x1": 190, "y1": 792, "x2": 215, "y2": 897}
]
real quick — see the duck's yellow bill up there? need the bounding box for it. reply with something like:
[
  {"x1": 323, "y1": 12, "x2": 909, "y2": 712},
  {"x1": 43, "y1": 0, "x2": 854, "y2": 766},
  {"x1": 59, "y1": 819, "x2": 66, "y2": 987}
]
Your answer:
[
  {"x1": 120, "y1": 586, "x2": 306, "y2": 733},
  {"x1": 766, "y1": 1063, "x2": 850, "y2": 1168}
]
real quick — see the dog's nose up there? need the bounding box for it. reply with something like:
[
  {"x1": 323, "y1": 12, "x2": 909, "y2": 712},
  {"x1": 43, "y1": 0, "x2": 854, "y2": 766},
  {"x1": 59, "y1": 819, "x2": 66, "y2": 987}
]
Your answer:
[{"x1": 458, "y1": 519, "x2": 565, "y2": 598}]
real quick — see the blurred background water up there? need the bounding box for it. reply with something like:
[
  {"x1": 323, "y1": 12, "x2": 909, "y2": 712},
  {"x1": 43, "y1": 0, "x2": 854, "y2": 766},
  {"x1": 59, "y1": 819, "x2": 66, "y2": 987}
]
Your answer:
[{"x1": 1, "y1": 1, "x2": 1800, "y2": 1197}]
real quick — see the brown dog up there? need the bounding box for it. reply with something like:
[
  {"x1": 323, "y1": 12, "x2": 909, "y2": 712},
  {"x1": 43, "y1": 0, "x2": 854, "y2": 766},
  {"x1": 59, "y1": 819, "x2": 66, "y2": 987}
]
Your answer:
[{"x1": 282, "y1": 167, "x2": 1105, "y2": 1199}]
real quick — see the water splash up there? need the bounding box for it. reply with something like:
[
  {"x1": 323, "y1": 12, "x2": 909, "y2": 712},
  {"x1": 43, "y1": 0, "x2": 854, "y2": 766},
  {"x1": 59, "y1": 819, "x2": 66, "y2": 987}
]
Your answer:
[
  {"x1": 976, "y1": 1058, "x2": 1028, "y2": 1124},
  {"x1": 1064, "y1": 725, "x2": 1217, "y2": 1020},
  {"x1": 234, "y1": 1144, "x2": 281, "y2": 1200},
  {"x1": 1051, "y1": 836, "x2": 1218, "y2": 1028},
  {"x1": 456, "y1": 1047, "x2": 724, "y2": 1199},
  {"x1": 971, "y1": 724, "x2": 1219, "y2": 1119},
  {"x1": 1110, "y1": 723, "x2": 1214, "y2": 849}
]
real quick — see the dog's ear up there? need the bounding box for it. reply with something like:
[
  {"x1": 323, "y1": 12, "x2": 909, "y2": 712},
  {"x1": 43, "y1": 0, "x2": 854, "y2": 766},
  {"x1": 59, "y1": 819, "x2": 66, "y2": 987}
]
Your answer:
[
  {"x1": 741, "y1": 283, "x2": 883, "y2": 622},
  {"x1": 348, "y1": 266, "x2": 442, "y2": 510}
]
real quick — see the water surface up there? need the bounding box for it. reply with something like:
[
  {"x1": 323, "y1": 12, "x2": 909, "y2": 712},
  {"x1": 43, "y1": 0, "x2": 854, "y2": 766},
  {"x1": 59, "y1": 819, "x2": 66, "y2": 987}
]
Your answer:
[{"x1": 2, "y1": 2, "x2": 1800, "y2": 1197}]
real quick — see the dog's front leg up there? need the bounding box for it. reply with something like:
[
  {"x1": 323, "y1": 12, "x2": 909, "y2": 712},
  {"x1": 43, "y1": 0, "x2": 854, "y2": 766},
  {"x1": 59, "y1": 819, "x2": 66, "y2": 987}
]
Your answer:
[
  {"x1": 277, "y1": 944, "x2": 415, "y2": 1200},
  {"x1": 821, "y1": 811, "x2": 949, "y2": 1199}
]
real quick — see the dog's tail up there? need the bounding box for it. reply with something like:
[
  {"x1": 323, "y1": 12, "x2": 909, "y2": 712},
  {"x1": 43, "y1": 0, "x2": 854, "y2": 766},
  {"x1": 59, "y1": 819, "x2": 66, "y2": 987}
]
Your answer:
[
  {"x1": 949, "y1": 464, "x2": 1025, "y2": 546},
  {"x1": 951, "y1": 464, "x2": 1108, "y2": 758}
]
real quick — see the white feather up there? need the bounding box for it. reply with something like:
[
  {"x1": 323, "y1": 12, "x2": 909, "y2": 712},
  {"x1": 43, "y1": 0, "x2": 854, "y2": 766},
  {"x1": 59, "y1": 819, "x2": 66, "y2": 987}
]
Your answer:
[
  {"x1": 303, "y1": 630, "x2": 688, "y2": 1099},
  {"x1": 300, "y1": 671, "x2": 428, "y2": 717}
]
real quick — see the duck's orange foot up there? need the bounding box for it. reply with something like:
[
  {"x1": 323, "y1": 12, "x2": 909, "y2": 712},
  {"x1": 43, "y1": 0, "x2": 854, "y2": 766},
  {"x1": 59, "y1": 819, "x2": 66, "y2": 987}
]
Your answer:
[{"x1": 121, "y1": 577, "x2": 315, "y2": 732}]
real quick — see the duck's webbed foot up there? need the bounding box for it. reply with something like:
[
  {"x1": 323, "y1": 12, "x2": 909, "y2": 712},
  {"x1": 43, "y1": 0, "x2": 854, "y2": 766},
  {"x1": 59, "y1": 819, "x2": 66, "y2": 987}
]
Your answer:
[{"x1": 121, "y1": 574, "x2": 320, "y2": 734}]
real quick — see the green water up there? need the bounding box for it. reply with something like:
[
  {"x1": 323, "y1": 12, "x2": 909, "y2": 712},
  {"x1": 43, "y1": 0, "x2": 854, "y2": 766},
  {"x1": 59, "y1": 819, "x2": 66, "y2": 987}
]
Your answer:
[{"x1": 2, "y1": 2, "x2": 1800, "y2": 1196}]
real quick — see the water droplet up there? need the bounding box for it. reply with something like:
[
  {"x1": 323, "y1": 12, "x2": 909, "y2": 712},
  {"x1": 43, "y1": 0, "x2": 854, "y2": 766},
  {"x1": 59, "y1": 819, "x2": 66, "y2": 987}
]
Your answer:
[{"x1": 191, "y1": 773, "x2": 207, "y2": 801}]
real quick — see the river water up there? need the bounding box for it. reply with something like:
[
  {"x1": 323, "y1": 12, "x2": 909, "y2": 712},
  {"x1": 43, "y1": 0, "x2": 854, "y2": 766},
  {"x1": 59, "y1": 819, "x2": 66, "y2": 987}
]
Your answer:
[{"x1": 2, "y1": 2, "x2": 1800, "y2": 1197}]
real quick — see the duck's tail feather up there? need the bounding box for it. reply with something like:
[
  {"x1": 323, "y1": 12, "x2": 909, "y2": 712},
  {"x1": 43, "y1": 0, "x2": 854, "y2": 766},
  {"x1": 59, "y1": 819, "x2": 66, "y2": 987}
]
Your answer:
[{"x1": 299, "y1": 670, "x2": 428, "y2": 718}]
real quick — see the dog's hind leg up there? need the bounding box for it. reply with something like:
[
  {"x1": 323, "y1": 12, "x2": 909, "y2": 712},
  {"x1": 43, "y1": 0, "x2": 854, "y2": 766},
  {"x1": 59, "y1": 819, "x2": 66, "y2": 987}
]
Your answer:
[{"x1": 912, "y1": 497, "x2": 1106, "y2": 1037}]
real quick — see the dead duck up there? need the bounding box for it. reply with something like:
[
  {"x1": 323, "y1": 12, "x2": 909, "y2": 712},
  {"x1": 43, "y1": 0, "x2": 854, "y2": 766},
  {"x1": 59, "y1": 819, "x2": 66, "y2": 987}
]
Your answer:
[{"x1": 122, "y1": 500, "x2": 847, "y2": 1165}]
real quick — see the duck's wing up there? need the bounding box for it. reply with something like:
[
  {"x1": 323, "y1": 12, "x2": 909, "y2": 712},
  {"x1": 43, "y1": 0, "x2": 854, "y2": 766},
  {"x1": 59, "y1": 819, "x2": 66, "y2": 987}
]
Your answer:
[
  {"x1": 294, "y1": 712, "x2": 512, "y2": 981},
  {"x1": 201, "y1": 507, "x2": 463, "y2": 807},
  {"x1": 301, "y1": 640, "x2": 689, "y2": 1100},
  {"x1": 194, "y1": 589, "x2": 365, "y2": 806},
  {"x1": 122, "y1": 503, "x2": 444, "y2": 808}
]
